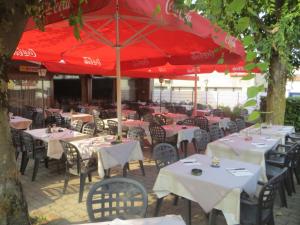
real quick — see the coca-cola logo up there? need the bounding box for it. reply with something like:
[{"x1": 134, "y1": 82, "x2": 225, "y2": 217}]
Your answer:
[
  {"x1": 225, "y1": 35, "x2": 237, "y2": 48},
  {"x1": 45, "y1": 0, "x2": 71, "y2": 16},
  {"x1": 190, "y1": 51, "x2": 215, "y2": 60},
  {"x1": 165, "y1": 0, "x2": 192, "y2": 23},
  {"x1": 14, "y1": 48, "x2": 37, "y2": 57},
  {"x1": 83, "y1": 57, "x2": 101, "y2": 66},
  {"x1": 232, "y1": 66, "x2": 244, "y2": 72}
]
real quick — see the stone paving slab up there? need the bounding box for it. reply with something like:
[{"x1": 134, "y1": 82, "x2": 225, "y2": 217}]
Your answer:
[{"x1": 19, "y1": 143, "x2": 300, "y2": 225}]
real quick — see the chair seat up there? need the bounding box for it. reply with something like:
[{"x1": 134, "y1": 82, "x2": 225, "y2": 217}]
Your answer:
[
  {"x1": 266, "y1": 164, "x2": 284, "y2": 178},
  {"x1": 240, "y1": 200, "x2": 271, "y2": 225}
]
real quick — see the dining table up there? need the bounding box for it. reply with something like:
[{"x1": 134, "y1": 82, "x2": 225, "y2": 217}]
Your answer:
[
  {"x1": 153, "y1": 154, "x2": 261, "y2": 225},
  {"x1": 155, "y1": 113, "x2": 188, "y2": 124},
  {"x1": 206, "y1": 133, "x2": 280, "y2": 182},
  {"x1": 240, "y1": 124, "x2": 295, "y2": 144},
  {"x1": 76, "y1": 215, "x2": 186, "y2": 225},
  {"x1": 25, "y1": 128, "x2": 89, "y2": 159},
  {"x1": 70, "y1": 136, "x2": 144, "y2": 178},
  {"x1": 9, "y1": 116, "x2": 32, "y2": 130},
  {"x1": 60, "y1": 112, "x2": 94, "y2": 123},
  {"x1": 205, "y1": 116, "x2": 231, "y2": 129}
]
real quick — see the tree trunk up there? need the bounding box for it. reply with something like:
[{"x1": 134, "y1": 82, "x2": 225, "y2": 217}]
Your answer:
[
  {"x1": 0, "y1": 1, "x2": 32, "y2": 224},
  {"x1": 266, "y1": 50, "x2": 288, "y2": 125}
]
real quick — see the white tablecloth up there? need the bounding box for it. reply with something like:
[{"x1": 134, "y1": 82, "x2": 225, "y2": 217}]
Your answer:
[
  {"x1": 163, "y1": 125, "x2": 200, "y2": 147},
  {"x1": 154, "y1": 113, "x2": 188, "y2": 123},
  {"x1": 9, "y1": 116, "x2": 32, "y2": 130},
  {"x1": 70, "y1": 137, "x2": 144, "y2": 178},
  {"x1": 206, "y1": 133, "x2": 280, "y2": 181},
  {"x1": 240, "y1": 125, "x2": 295, "y2": 144},
  {"x1": 61, "y1": 113, "x2": 93, "y2": 123},
  {"x1": 206, "y1": 116, "x2": 231, "y2": 129},
  {"x1": 153, "y1": 154, "x2": 260, "y2": 225},
  {"x1": 196, "y1": 109, "x2": 211, "y2": 116},
  {"x1": 149, "y1": 106, "x2": 168, "y2": 113},
  {"x1": 25, "y1": 128, "x2": 89, "y2": 159},
  {"x1": 76, "y1": 215, "x2": 186, "y2": 225},
  {"x1": 122, "y1": 110, "x2": 137, "y2": 117}
]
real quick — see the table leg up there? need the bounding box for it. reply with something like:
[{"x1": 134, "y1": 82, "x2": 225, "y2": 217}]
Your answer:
[
  {"x1": 186, "y1": 199, "x2": 191, "y2": 225},
  {"x1": 139, "y1": 160, "x2": 146, "y2": 176},
  {"x1": 154, "y1": 197, "x2": 164, "y2": 216}
]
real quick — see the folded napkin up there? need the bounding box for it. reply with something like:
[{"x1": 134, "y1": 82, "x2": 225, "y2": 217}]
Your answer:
[
  {"x1": 180, "y1": 159, "x2": 201, "y2": 166},
  {"x1": 110, "y1": 218, "x2": 131, "y2": 225},
  {"x1": 226, "y1": 168, "x2": 253, "y2": 177},
  {"x1": 251, "y1": 142, "x2": 267, "y2": 147}
]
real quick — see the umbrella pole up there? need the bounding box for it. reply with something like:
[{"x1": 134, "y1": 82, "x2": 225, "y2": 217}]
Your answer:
[
  {"x1": 193, "y1": 74, "x2": 197, "y2": 116},
  {"x1": 115, "y1": 0, "x2": 122, "y2": 137}
]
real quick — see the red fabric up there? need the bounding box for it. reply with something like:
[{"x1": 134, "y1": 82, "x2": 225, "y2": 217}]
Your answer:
[{"x1": 14, "y1": 0, "x2": 245, "y2": 75}]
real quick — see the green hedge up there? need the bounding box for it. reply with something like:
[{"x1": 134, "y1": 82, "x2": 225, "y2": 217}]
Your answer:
[
  {"x1": 285, "y1": 97, "x2": 300, "y2": 131},
  {"x1": 260, "y1": 96, "x2": 300, "y2": 131}
]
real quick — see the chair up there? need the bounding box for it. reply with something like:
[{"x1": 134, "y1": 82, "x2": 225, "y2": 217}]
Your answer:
[
  {"x1": 107, "y1": 120, "x2": 118, "y2": 135},
  {"x1": 10, "y1": 128, "x2": 23, "y2": 159},
  {"x1": 193, "y1": 129, "x2": 210, "y2": 153},
  {"x1": 182, "y1": 118, "x2": 195, "y2": 126},
  {"x1": 236, "y1": 118, "x2": 246, "y2": 131},
  {"x1": 194, "y1": 116, "x2": 209, "y2": 131},
  {"x1": 86, "y1": 177, "x2": 148, "y2": 222},
  {"x1": 211, "y1": 108, "x2": 223, "y2": 117},
  {"x1": 70, "y1": 119, "x2": 83, "y2": 132},
  {"x1": 99, "y1": 110, "x2": 109, "y2": 119},
  {"x1": 227, "y1": 121, "x2": 238, "y2": 134},
  {"x1": 149, "y1": 124, "x2": 166, "y2": 147},
  {"x1": 32, "y1": 112, "x2": 44, "y2": 128},
  {"x1": 53, "y1": 112, "x2": 65, "y2": 127},
  {"x1": 152, "y1": 143, "x2": 178, "y2": 170},
  {"x1": 142, "y1": 113, "x2": 154, "y2": 123},
  {"x1": 60, "y1": 140, "x2": 97, "y2": 202},
  {"x1": 20, "y1": 132, "x2": 47, "y2": 181},
  {"x1": 154, "y1": 114, "x2": 167, "y2": 125},
  {"x1": 82, "y1": 122, "x2": 96, "y2": 136},
  {"x1": 287, "y1": 133, "x2": 300, "y2": 184},
  {"x1": 127, "y1": 127, "x2": 145, "y2": 149},
  {"x1": 240, "y1": 168, "x2": 287, "y2": 225},
  {"x1": 209, "y1": 124, "x2": 224, "y2": 141},
  {"x1": 94, "y1": 117, "x2": 105, "y2": 134}
]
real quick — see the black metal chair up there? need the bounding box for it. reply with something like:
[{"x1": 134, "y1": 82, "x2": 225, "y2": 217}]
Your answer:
[
  {"x1": 60, "y1": 140, "x2": 97, "y2": 202},
  {"x1": 86, "y1": 177, "x2": 148, "y2": 222},
  {"x1": 107, "y1": 120, "x2": 118, "y2": 135},
  {"x1": 82, "y1": 122, "x2": 96, "y2": 136},
  {"x1": 70, "y1": 119, "x2": 84, "y2": 132},
  {"x1": 211, "y1": 108, "x2": 223, "y2": 117},
  {"x1": 127, "y1": 127, "x2": 146, "y2": 149},
  {"x1": 287, "y1": 133, "x2": 300, "y2": 184},
  {"x1": 149, "y1": 124, "x2": 177, "y2": 148},
  {"x1": 209, "y1": 124, "x2": 224, "y2": 141},
  {"x1": 182, "y1": 118, "x2": 195, "y2": 126},
  {"x1": 99, "y1": 110, "x2": 109, "y2": 119},
  {"x1": 10, "y1": 127, "x2": 23, "y2": 159},
  {"x1": 20, "y1": 132, "x2": 48, "y2": 181},
  {"x1": 94, "y1": 117, "x2": 105, "y2": 134},
  {"x1": 53, "y1": 112, "x2": 66, "y2": 127},
  {"x1": 152, "y1": 143, "x2": 178, "y2": 170},
  {"x1": 227, "y1": 121, "x2": 238, "y2": 134},
  {"x1": 193, "y1": 129, "x2": 210, "y2": 153},
  {"x1": 236, "y1": 118, "x2": 246, "y2": 131},
  {"x1": 32, "y1": 111, "x2": 44, "y2": 128},
  {"x1": 142, "y1": 113, "x2": 154, "y2": 123},
  {"x1": 194, "y1": 116, "x2": 209, "y2": 131}
]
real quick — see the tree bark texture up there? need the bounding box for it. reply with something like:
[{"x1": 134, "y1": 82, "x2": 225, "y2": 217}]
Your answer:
[
  {"x1": 0, "y1": 1, "x2": 32, "y2": 224},
  {"x1": 266, "y1": 50, "x2": 288, "y2": 125}
]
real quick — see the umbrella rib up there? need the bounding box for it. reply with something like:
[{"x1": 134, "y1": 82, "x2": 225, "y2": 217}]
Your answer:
[
  {"x1": 83, "y1": 21, "x2": 115, "y2": 47},
  {"x1": 121, "y1": 24, "x2": 153, "y2": 47}
]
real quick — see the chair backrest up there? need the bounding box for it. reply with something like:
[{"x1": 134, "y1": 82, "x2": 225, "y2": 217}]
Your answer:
[
  {"x1": 82, "y1": 122, "x2": 96, "y2": 136},
  {"x1": 235, "y1": 118, "x2": 246, "y2": 131},
  {"x1": 227, "y1": 121, "x2": 238, "y2": 134},
  {"x1": 257, "y1": 167, "x2": 288, "y2": 223},
  {"x1": 127, "y1": 127, "x2": 145, "y2": 148},
  {"x1": 152, "y1": 143, "x2": 177, "y2": 170},
  {"x1": 86, "y1": 177, "x2": 148, "y2": 222},
  {"x1": 194, "y1": 116, "x2": 209, "y2": 131},
  {"x1": 107, "y1": 120, "x2": 118, "y2": 135},
  {"x1": 209, "y1": 124, "x2": 224, "y2": 141},
  {"x1": 142, "y1": 113, "x2": 154, "y2": 123},
  {"x1": 60, "y1": 140, "x2": 82, "y2": 175},
  {"x1": 71, "y1": 120, "x2": 84, "y2": 132},
  {"x1": 33, "y1": 112, "x2": 44, "y2": 128},
  {"x1": 154, "y1": 114, "x2": 167, "y2": 125},
  {"x1": 149, "y1": 124, "x2": 166, "y2": 144},
  {"x1": 182, "y1": 118, "x2": 195, "y2": 126},
  {"x1": 11, "y1": 128, "x2": 22, "y2": 148},
  {"x1": 94, "y1": 117, "x2": 105, "y2": 133},
  {"x1": 99, "y1": 110, "x2": 109, "y2": 119},
  {"x1": 212, "y1": 108, "x2": 223, "y2": 117},
  {"x1": 127, "y1": 113, "x2": 138, "y2": 120},
  {"x1": 53, "y1": 112, "x2": 64, "y2": 127},
  {"x1": 22, "y1": 132, "x2": 35, "y2": 153},
  {"x1": 193, "y1": 129, "x2": 210, "y2": 152}
]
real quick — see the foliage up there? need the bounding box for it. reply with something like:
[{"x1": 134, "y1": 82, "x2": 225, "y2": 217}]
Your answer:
[
  {"x1": 284, "y1": 97, "x2": 300, "y2": 132},
  {"x1": 176, "y1": 0, "x2": 300, "y2": 123},
  {"x1": 30, "y1": 215, "x2": 48, "y2": 225}
]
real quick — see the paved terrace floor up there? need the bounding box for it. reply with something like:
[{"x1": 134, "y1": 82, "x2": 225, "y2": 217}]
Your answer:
[{"x1": 19, "y1": 144, "x2": 300, "y2": 225}]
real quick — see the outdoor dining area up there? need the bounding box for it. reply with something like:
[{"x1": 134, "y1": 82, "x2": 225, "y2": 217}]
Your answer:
[
  {"x1": 3, "y1": 0, "x2": 300, "y2": 225},
  {"x1": 9, "y1": 100, "x2": 300, "y2": 225}
]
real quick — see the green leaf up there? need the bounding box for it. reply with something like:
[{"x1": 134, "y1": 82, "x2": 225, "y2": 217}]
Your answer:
[
  {"x1": 244, "y1": 99, "x2": 257, "y2": 107},
  {"x1": 257, "y1": 84, "x2": 265, "y2": 92},
  {"x1": 244, "y1": 63, "x2": 256, "y2": 71},
  {"x1": 247, "y1": 86, "x2": 259, "y2": 98},
  {"x1": 73, "y1": 25, "x2": 80, "y2": 40},
  {"x1": 227, "y1": 0, "x2": 246, "y2": 13},
  {"x1": 246, "y1": 51, "x2": 256, "y2": 62},
  {"x1": 248, "y1": 111, "x2": 260, "y2": 121},
  {"x1": 153, "y1": 4, "x2": 161, "y2": 16},
  {"x1": 241, "y1": 73, "x2": 255, "y2": 80},
  {"x1": 257, "y1": 62, "x2": 268, "y2": 72},
  {"x1": 217, "y1": 57, "x2": 224, "y2": 64},
  {"x1": 243, "y1": 36, "x2": 254, "y2": 46},
  {"x1": 236, "y1": 17, "x2": 250, "y2": 32}
]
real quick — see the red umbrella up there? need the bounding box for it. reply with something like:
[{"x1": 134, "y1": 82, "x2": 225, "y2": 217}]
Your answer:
[{"x1": 13, "y1": 0, "x2": 245, "y2": 135}]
